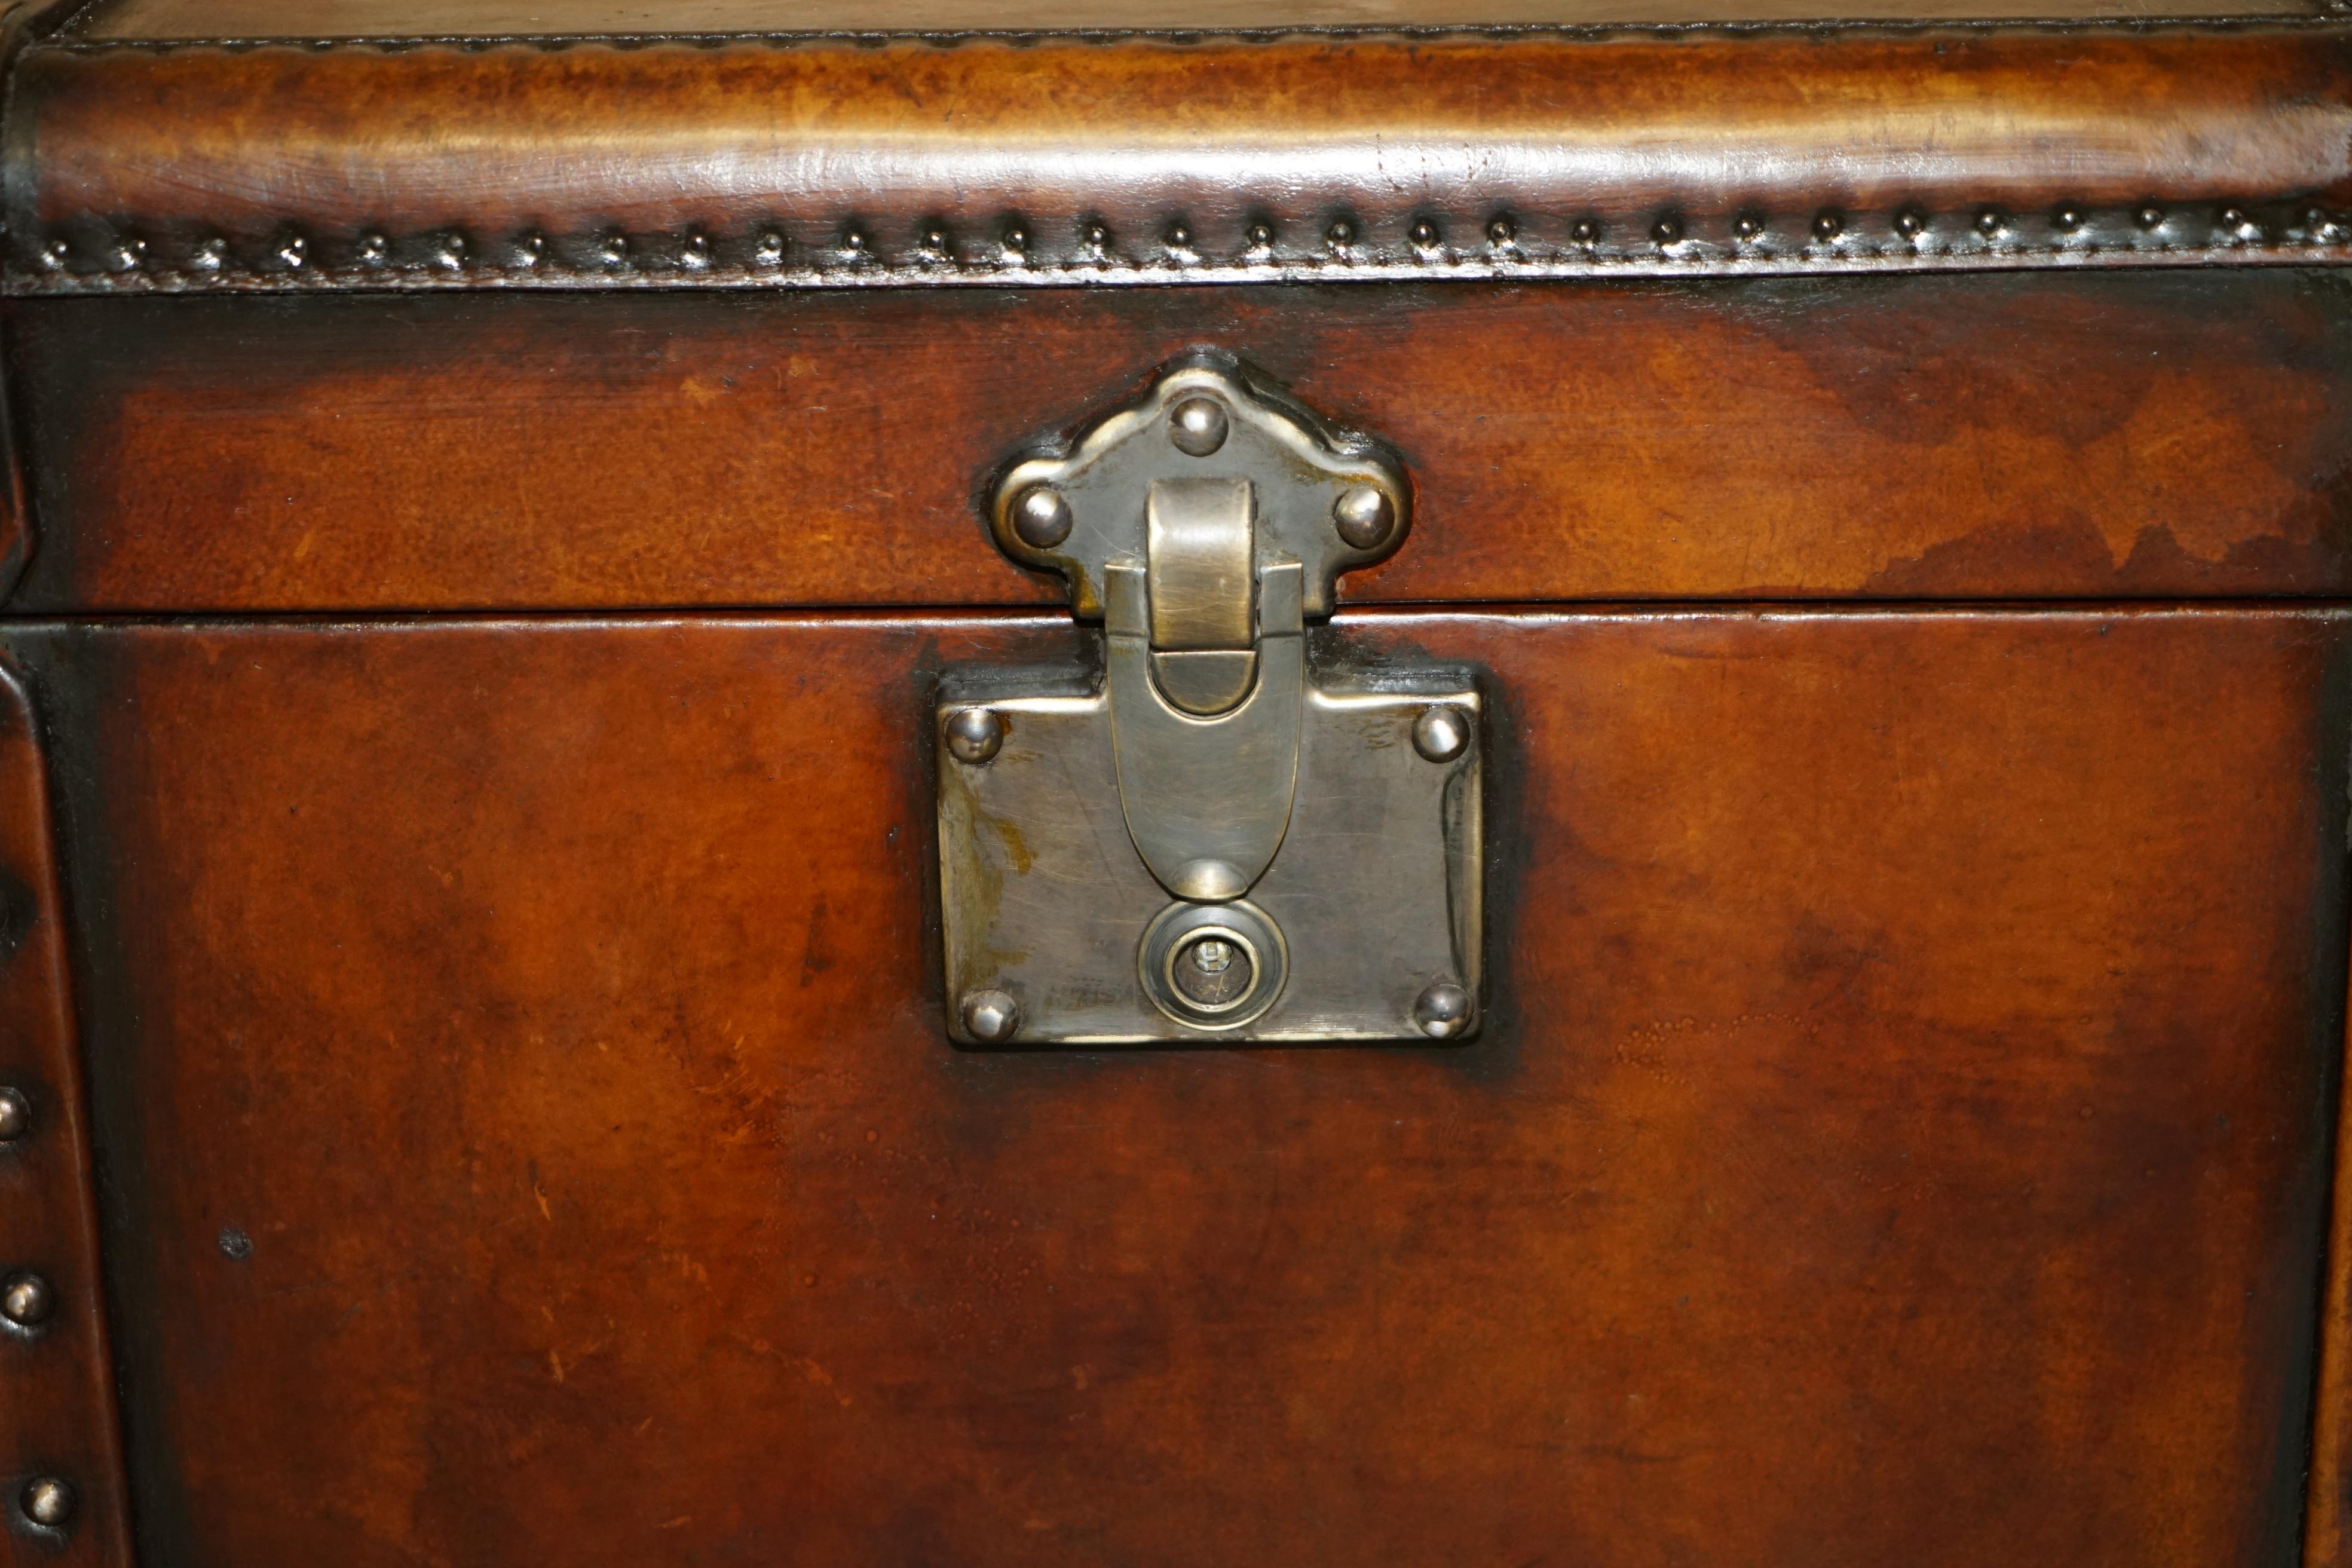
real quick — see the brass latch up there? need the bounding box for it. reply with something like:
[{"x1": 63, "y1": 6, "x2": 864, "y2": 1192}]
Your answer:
[{"x1": 936, "y1": 353, "x2": 1483, "y2": 1044}]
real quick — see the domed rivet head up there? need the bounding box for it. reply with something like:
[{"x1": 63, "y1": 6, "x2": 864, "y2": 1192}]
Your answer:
[
  {"x1": 2136, "y1": 204, "x2": 2166, "y2": 230},
  {"x1": 1975, "y1": 208, "x2": 2004, "y2": 237},
  {"x1": 754, "y1": 228, "x2": 786, "y2": 264},
  {"x1": 1413, "y1": 982, "x2": 1472, "y2": 1040},
  {"x1": 1893, "y1": 208, "x2": 1925, "y2": 238},
  {"x1": 1, "y1": 1273, "x2": 53, "y2": 1328},
  {"x1": 1246, "y1": 222, "x2": 1274, "y2": 249},
  {"x1": 842, "y1": 228, "x2": 868, "y2": 255},
  {"x1": 1570, "y1": 218, "x2": 1599, "y2": 244},
  {"x1": 960, "y1": 989, "x2": 1019, "y2": 1044},
  {"x1": 923, "y1": 226, "x2": 948, "y2": 252},
  {"x1": 1408, "y1": 219, "x2": 1440, "y2": 249},
  {"x1": 357, "y1": 230, "x2": 389, "y2": 265},
  {"x1": 1325, "y1": 219, "x2": 1356, "y2": 248},
  {"x1": 1486, "y1": 215, "x2": 1515, "y2": 246},
  {"x1": 21, "y1": 1477, "x2": 72, "y2": 1531},
  {"x1": 1811, "y1": 210, "x2": 1843, "y2": 242},
  {"x1": 1650, "y1": 214, "x2": 1682, "y2": 244},
  {"x1": 1164, "y1": 222, "x2": 1190, "y2": 249},
  {"x1": 1168, "y1": 397, "x2": 1229, "y2": 458},
  {"x1": 0, "y1": 1088, "x2": 30, "y2": 1144},
  {"x1": 1010, "y1": 485, "x2": 1073, "y2": 549},
  {"x1": 945, "y1": 708, "x2": 1004, "y2": 766},
  {"x1": 1412, "y1": 706, "x2": 1470, "y2": 764},
  {"x1": 1734, "y1": 213, "x2": 1764, "y2": 241},
  {"x1": 276, "y1": 232, "x2": 307, "y2": 268},
  {"x1": 2220, "y1": 205, "x2": 2253, "y2": 234},
  {"x1": 1085, "y1": 223, "x2": 1110, "y2": 249},
  {"x1": 1002, "y1": 222, "x2": 1028, "y2": 253},
  {"x1": 2053, "y1": 204, "x2": 2085, "y2": 232},
  {"x1": 1333, "y1": 486, "x2": 1395, "y2": 550}
]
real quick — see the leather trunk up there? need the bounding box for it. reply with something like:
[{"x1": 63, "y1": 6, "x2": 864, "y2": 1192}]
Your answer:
[{"x1": 0, "y1": 1, "x2": 2350, "y2": 1564}]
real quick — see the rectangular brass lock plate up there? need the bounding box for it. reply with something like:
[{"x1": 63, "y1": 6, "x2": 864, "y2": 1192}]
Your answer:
[{"x1": 936, "y1": 354, "x2": 1483, "y2": 1045}]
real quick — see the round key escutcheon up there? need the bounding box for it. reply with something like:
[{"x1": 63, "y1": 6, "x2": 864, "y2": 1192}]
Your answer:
[{"x1": 1140, "y1": 898, "x2": 1288, "y2": 1030}]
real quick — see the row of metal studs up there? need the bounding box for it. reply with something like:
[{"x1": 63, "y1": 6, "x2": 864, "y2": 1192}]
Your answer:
[{"x1": 22, "y1": 200, "x2": 2349, "y2": 281}]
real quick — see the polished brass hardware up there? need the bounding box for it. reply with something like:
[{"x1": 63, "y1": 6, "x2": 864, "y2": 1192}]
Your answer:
[
  {"x1": 0, "y1": 1087, "x2": 29, "y2": 1143},
  {"x1": 0, "y1": 1273, "x2": 53, "y2": 1328},
  {"x1": 20, "y1": 1477, "x2": 72, "y2": 1531},
  {"x1": 938, "y1": 353, "x2": 1483, "y2": 1044}
]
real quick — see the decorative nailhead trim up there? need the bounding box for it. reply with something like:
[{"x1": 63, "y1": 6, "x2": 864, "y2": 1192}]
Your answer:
[{"x1": 11, "y1": 199, "x2": 2349, "y2": 293}]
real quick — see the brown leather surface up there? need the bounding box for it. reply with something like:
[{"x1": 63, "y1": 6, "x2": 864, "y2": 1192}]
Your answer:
[
  {"x1": 10, "y1": 272, "x2": 2348, "y2": 611},
  {"x1": 0, "y1": 660, "x2": 132, "y2": 1568},
  {"x1": 12, "y1": 25, "x2": 2352, "y2": 292},
  {"x1": 72, "y1": 0, "x2": 2325, "y2": 35},
  {"x1": 23, "y1": 607, "x2": 2336, "y2": 1567}
]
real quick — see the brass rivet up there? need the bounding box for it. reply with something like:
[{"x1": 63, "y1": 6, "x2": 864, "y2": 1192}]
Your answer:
[
  {"x1": 960, "y1": 989, "x2": 1019, "y2": 1043},
  {"x1": 1002, "y1": 223, "x2": 1028, "y2": 252},
  {"x1": 1413, "y1": 706, "x2": 1470, "y2": 763},
  {"x1": 1010, "y1": 485, "x2": 1073, "y2": 549},
  {"x1": 1408, "y1": 219, "x2": 1440, "y2": 249},
  {"x1": 1734, "y1": 213, "x2": 1764, "y2": 241},
  {"x1": 1084, "y1": 222, "x2": 1110, "y2": 249},
  {"x1": 1811, "y1": 210, "x2": 1843, "y2": 241},
  {"x1": 945, "y1": 709, "x2": 1004, "y2": 766},
  {"x1": 2220, "y1": 204, "x2": 2252, "y2": 232},
  {"x1": 1570, "y1": 218, "x2": 1599, "y2": 244},
  {"x1": 842, "y1": 228, "x2": 868, "y2": 253},
  {"x1": 1326, "y1": 218, "x2": 1356, "y2": 247},
  {"x1": 1333, "y1": 486, "x2": 1395, "y2": 549},
  {"x1": 1246, "y1": 222, "x2": 1273, "y2": 249},
  {"x1": 1168, "y1": 397, "x2": 1229, "y2": 458},
  {"x1": 1975, "y1": 208, "x2": 2004, "y2": 237},
  {"x1": 1893, "y1": 208, "x2": 1925, "y2": 238},
  {"x1": 357, "y1": 231, "x2": 389, "y2": 264},
  {"x1": 1, "y1": 1273, "x2": 52, "y2": 1328},
  {"x1": 1651, "y1": 214, "x2": 1682, "y2": 244},
  {"x1": 276, "y1": 233, "x2": 307, "y2": 268},
  {"x1": 2136, "y1": 205, "x2": 2165, "y2": 230},
  {"x1": 2053, "y1": 204, "x2": 2085, "y2": 232},
  {"x1": 20, "y1": 1477, "x2": 72, "y2": 1531},
  {"x1": 1165, "y1": 222, "x2": 1190, "y2": 249},
  {"x1": 1486, "y1": 215, "x2": 1515, "y2": 246},
  {"x1": 754, "y1": 228, "x2": 786, "y2": 263},
  {"x1": 0, "y1": 1088, "x2": 31, "y2": 1143},
  {"x1": 923, "y1": 226, "x2": 948, "y2": 251},
  {"x1": 1413, "y1": 982, "x2": 1472, "y2": 1039}
]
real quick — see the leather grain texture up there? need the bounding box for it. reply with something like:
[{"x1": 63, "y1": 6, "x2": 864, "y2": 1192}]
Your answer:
[
  {"x1": 10, "y1": 272, "x2": 2352, "y2": 611},
  {"x1": 16, "y1": 607, "x2": 2341, "y2": 1568},
  {"x1": 12, "y1": 24, "x2": 2352, "y2": 292}
]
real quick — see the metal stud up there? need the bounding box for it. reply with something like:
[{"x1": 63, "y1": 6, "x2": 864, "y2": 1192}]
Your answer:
[
  {"x1": 1164, "y1": 222, "x2": 1191, "y2": 250},
  {"x1": 1168, "y1": 397, "x2": 1229, "y2": 458},
  {"x1": 357, "y1": 230, "x2": 390, "y2": 265},
  {"x1": 945, "y1": 708, "x2": 1004, "y2": 766},
  {"x1": 516, "y1": 231, "x2": 548, "y2": 267},
  {"x1": 20, "y1": 1478, "x2": 72, "y2": 1531},
  {"x1": 0, "y1": 1088, "x2": 30, "y2": 1144},
  {"x1": 1570, "y1": 218, "x2": 1599, "y2": 244},
  {"x1": 437, "y1": 231, "x2": 467, "y2": 268},
  {"x1": 754, "y1": 228, "x2": 786, "y2": 265},
  {"x1": 1, "y1": 1273, "x2": 51, "y2": 1329},
  {"x1": 1486, "y1": 214, "x2": 1516, "y2": 246},
  {"x1": 1650, "y1": 214, "x2": 1682, "y2": 244},
  {"x1": 1246, "y1": 222, "x2": 1274, "y2": 249},
  {"x1": 1332, "y1": 486, "x2": 1395, "y2": 550},
  {"x1": 1002, "y1": 222, "x2": 1028, "y2": 254},
  {"x1": 1413, "y1": 982, "x2": 1472, "y2": 1039},
  {"x1": 597, "y1": 230, "x2": 628, "y2": 265},
  {"x1": 1325, "y1": 218, "x2": 1356, "y2": 248},
  {"x1": 922, "y1": 225, "x2": 949, "y2": 253},
  {"x1": 1975, "y1": 208, "x2": 2004, "y2": 237},
  {"x1": 1012, "y1": 484, "x2": 1074, "y2": 549},
  {"x1": 1893, "y1": 207, "x2": 1925, "y2": 238},
  {"x1": 2220, "y1": 204, "x2": 2252, "y2": 233},
  {"x1": 1084, "y1": 222, "x2": 1111, "y2": 253},
  {"x1": 1412, "y1": 706, "x2": 1470, "y2": 763},
  {"x1": 1811, "y1": 210, "x2": 1843, "y2": 242},
  {"x1": 1734, "y1": 213, "x2": 1765, "y2": 241},
  {"x1": 959, "y1": 989, "x2": 1020, "y2": 1044},
  {"x1": 1408, "y1": 219, "x2": 1441, "y2": 250},
  {"x1": 276, "y1": 232, "x2": 307, "y2": 268},
  {"x1": 679, "y1": 229, "x2": 710, "y2": 268},
  {"x1": 192, "y1": 236, "x2": 228, "y2": 271},
  {"x1": 841, "y1": 227, "x2": 869, "y2": 255},
  {"x1": 2136, "y1": 204, "x2": 2166, "y2": 230},
  {"x1": 2053, "y1": 204, "x2": 2085, "y2": 232}
]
